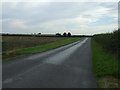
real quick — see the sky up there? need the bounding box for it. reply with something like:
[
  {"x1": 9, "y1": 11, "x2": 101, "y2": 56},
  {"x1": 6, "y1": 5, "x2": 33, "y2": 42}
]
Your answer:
[{"x1": 1, "y1": 1, "x2": 118, "y2": 35}]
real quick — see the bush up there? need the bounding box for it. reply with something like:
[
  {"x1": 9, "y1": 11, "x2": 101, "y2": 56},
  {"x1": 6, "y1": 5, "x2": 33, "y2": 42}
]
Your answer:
[
  {"x1": 63, "y1": 32, "x2": 67, "y2": 36},
  {"x1": 93, "y1": 29, "x2": 120, "y2": 58},
  {"x1": 68, "y1": 32, "x2": 71, "y2": 37}
]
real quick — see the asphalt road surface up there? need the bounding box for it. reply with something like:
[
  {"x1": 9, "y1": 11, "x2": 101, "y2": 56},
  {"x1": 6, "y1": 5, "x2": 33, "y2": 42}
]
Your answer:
[{"x1": 3, "y1": 38, "x2": 97, "y2": 88}]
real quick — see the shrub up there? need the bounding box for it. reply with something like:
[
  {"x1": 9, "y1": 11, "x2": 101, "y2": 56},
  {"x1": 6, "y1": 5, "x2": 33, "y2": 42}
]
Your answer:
[{"x1": 93, "y1": 29, "x2": 120, "y2": 58}]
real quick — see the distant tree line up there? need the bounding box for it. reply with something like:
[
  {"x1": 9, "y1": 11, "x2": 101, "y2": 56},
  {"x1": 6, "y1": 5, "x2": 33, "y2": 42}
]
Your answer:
[
  {"x1": 2, "y1": 32, "x2": 92, "y2": 37},
  {"x1": 56, "y1": 32, "x2": 72, "y2": 37}
]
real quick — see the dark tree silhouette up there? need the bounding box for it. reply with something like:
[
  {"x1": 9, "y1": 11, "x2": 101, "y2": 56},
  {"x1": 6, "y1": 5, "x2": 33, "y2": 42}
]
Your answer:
[
  {"x1": 38, "y1": 33, "x2": 41, "y2": 35},
  {"x1": 68, "y1": 32, "x2": 71, "y2": 37},
  {"x1": 63, "y1": 32, "x2": 67, "y2": 36},
  {"x1": 56, "y1": 33, "x2": 61, "y2": 36}
]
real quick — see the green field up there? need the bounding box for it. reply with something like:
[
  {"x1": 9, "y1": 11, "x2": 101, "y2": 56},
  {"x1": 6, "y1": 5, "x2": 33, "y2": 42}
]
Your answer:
[
  {"x1": 92, "y1": 39, "x2": 119, "y2": 88},
  {"x1": 2, "y1": 36, "x2": 81, "y2": 62}
]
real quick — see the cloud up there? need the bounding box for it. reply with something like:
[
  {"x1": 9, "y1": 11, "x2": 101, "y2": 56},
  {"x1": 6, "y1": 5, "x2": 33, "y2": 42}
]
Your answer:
[
  {"x1": 9, "y1": 19, "x2": 31, "y2": 29},
  {"x1": 2, "y1": 2, "x2": 118, "y2": 35},
  {"x1": 38, "y1": 16, "x2": 96, "y2": 32},
  {"x1": 64, "y1": 23, "x2": 117, "y2": 35}
]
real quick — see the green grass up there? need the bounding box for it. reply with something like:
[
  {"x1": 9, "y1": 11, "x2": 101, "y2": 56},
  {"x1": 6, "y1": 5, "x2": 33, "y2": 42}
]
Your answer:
[
  {"x1": 2, "y1": 36, "x2": 70, "y2": 52},
  {"x1": 3, "y1": 37, "x2": 81, "y2": 62},
  {"x1": 92, "y1": 39, "x2": 119, "y2": 88}
]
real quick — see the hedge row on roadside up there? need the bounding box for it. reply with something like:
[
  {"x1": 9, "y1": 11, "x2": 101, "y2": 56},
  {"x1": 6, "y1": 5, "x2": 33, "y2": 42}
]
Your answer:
[{"x1": 93, "y1": 29, "x2": 120, "y2": 59}]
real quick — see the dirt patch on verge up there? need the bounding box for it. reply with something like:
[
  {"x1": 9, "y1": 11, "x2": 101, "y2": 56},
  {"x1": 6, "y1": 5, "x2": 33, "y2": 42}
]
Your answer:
[{"x1": 98, "y1": 76, "x2": 119, "y2": 88}]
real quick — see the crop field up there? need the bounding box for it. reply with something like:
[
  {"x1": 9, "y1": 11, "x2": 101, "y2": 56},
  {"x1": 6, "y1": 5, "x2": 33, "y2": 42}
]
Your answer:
[
  {"x1": 2, "y1": 36, "x2": 69, "y2": 52},
  {"x1": 2, "y1": 36, "x2": 80, "y2": 61}
]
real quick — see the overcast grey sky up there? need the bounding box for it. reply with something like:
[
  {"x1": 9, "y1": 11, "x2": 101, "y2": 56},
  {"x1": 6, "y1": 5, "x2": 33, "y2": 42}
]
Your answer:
[{"x1": 1, "y1": 1, "x2": 118, "y2": 35}]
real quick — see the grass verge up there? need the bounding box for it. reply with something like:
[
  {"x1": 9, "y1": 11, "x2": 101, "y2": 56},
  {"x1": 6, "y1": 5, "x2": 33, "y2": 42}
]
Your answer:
[
  {"x1": 3, "y1": 37, "x2": 81, "y2": 62},
  {"x1": 92, "y1": 39, "x2": 119, "y2": 88}
]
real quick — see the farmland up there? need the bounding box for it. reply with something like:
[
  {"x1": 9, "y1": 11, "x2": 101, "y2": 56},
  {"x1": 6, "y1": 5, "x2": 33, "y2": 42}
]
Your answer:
[
  {"x1": 2, "y1": 36, "x2": 70, "y2": 52},
  {"x1": 2, "y1": 36, "x2": 81, "y2": 61}
]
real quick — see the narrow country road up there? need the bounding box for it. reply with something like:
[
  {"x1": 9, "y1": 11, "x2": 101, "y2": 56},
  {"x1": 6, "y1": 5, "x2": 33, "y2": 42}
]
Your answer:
[{"x1": 2, "y1": 38, "x2": 97, "y2": 88}]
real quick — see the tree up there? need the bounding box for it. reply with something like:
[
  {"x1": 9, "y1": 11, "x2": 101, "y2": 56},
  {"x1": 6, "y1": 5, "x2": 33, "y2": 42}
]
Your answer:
[
  {"x1": 63, "y1": 32, "x2": 67, "y2": 36},
  {"x1": 38, "y1": 33, "x2": 41, "y2": 35},
  {"x1": 68, "y1": 32, "x2": 71, "y2": 37},
  {"x1": 56, "y1": 33, "x2": 61, "y2": 36}
]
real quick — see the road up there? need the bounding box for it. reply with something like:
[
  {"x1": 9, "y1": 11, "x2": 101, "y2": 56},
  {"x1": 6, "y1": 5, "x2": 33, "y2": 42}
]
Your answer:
[{"x1": 2, "y1": 38, "x2": 97, "y2": 88}]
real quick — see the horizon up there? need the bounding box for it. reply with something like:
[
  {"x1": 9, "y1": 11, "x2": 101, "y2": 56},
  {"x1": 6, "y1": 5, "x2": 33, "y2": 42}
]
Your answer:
[{"x1": 1, "y1": 1, "x2": 118, "y2": 35}]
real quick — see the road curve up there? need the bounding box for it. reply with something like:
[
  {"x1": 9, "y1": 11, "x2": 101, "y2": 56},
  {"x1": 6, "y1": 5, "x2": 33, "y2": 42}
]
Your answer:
[{"x1": 3, "y1": 38, "x2": 97, "y2": 88}]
